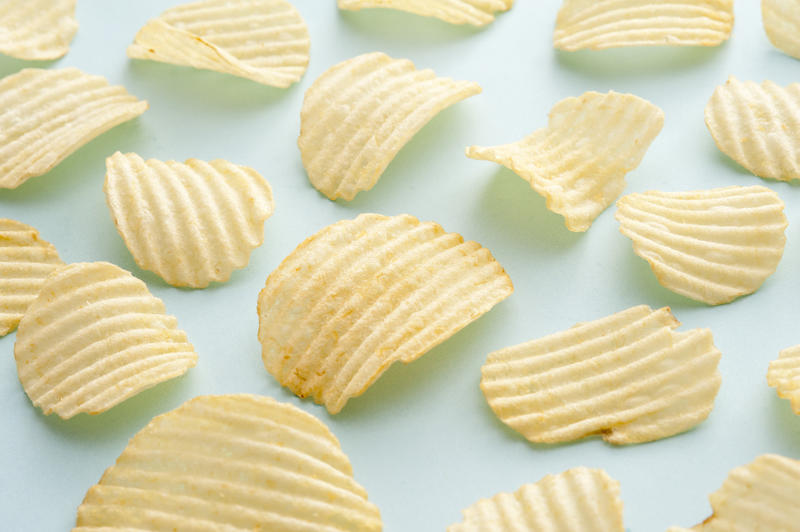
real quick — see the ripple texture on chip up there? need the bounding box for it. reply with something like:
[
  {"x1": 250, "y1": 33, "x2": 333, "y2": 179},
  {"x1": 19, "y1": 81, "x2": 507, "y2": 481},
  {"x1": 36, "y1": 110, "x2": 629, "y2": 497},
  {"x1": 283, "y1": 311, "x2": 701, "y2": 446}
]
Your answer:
[
  {"x1": 73, "y1": 394, "x2": 383, "y2": 531},
  {"x1": 337, "y1": 0, "x2": 513, "y2": 26},
  {"x1": 0, "y1": 68, "x2": 148, "y2": 190},
  {"x1": 298, "y1": 52, "x2": 482, "y2": 201},
  {"x1": 0, "y1": 0, "x2": 77, "y2": 60},
  {"x1": 481, "y1": 305, "x2": 722, "y2": 445},
  {"x1": 762, "y1": 0, "x2": 800, "y2": 60},
  {"x1": 258, "y1": 213, "x2": 514, "y2": 414},
  {"x1": 767, "y1": 345, "x2": 800, "y2": 414},
  {"x1": 127, "y1": 0, "x2": 310, "y2": 88},
  {"x1": 105, "y1": 152, "x2": 275, "y2": 288},
  {"x1": 467, "y1": 91, "x2": 663, "y2": 232},
  {"x1": 554, "y1": 0, "x2": 734, "y2": 50},
  {"x1": 14, "y1": 262, "x2": 198, "y2": 419},
  {"x1": 616, "y1": 186, "x2": 787, "y2": 305},
  {"x1": 448, "y1": 468, "x2": 625, "y2": 532}
]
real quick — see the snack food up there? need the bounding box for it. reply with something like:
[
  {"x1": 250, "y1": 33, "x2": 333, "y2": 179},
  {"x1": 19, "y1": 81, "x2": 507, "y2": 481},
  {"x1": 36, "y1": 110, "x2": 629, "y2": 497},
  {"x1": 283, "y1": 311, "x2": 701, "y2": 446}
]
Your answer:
[
  {"x1": 767, "y1": 345, "x2": 800, "y2": 414},
  {"x1": 762, "y1": 0, "x2": 800, "y2": 60},
  {"x1": 337, "y1": 0, "x2": 513, "y2": 26},
  {"x1": 0, "y1": 0, "x2": 77, "y2": 60}
]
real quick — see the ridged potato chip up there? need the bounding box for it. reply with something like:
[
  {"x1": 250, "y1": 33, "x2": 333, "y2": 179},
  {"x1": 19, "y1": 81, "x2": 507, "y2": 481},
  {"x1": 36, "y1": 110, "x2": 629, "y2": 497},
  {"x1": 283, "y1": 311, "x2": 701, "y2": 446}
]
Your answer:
[
  {"x1": 0, "y1": 68, "x2": 148, "y2": 190},
  {"x1": 481, "y1": 306, "x2": 721, "y2": 445},
  {"x1": 767, "y1": 345, "x2": 800, "y2": 414},
  {"x1": 554, "y1": 0, "x2": 734, "y2": 50},
  {"x1": 73, "y1": 394, "x2": 383, "y2": 531},
  {"x1": 128, "y1": 0, "x2": 310, "y2": 88},
  {"x1": 705, "y1": 77, "x2": 800, "y2": 181},
  {"x1": 14, "y1": 262, "x2": 197, "y2": 419},
  {"x1": 448, "y1": 468, "x2": 625, "y2": 532},
  {"x1": 467, "y1": 91, "x2": 663, "y2": 232},
  {"x1": 0, "y1": 0, "x2": 77, "y2": 60},
  {"x1": 337, "y1": 0, "x2": 513, "y2": 26},
  {"x1": 258, "y1": 213, "x2": 513, "y2": 414},
  {"x1": 616, "y1": 186, "x2": 787, "y2": 305},
  {"x1": 0, "y1": 219, "x2": 63, "y2": 336},
  {"x1": 299, "y1": 52, "x2": 481, "y2": 201},
  {"x1": 105, "y1": 152, "x2": 275, "y2": 288},
  {"x1": 762, "y1": 0, "x2": 800, "y2": 60}
]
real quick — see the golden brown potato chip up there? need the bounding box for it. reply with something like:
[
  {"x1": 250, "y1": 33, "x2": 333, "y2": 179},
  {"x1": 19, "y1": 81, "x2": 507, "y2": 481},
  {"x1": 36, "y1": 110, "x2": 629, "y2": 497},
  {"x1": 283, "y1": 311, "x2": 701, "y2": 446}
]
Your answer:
[
  {"x1": 258, "y1": 213, "x2": 513, "y2": 414},
  {"x1": 337, "y1": 0, "x2": 513, "y2": 26},
  {"x1": 767, "y1": 345, "x2": 800, "y2": 414},
  {"x1": 0, "y1": 0, "x2": 77, "y2": 60},
  {"x1": 762, "y1": 0, "x2": 800, "y2": 60},
  {"x1": 299, "y1": 52, "x2": 481, "y2": 201},
  {"x1": 73, "y1": 394, "x2": 383, "y2": 531}
]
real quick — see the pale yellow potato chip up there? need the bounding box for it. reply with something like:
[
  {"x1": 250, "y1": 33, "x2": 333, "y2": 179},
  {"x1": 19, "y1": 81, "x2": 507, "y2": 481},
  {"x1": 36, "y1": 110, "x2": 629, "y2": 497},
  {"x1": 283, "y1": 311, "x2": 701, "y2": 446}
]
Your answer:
[
  {"x1": 14, "y1": 262, "x2": 197, "y2": 419},
  {"x1": 481, "y1": 305, "x2": 721, "y2": 445},
  {"x1": 337, "y1": 0, "x2": 513, "y2": 26},
  {"x1": 73, "y1": 394, "x2": 383, "y2": 531},
  {"x1": 554, "y1": 0, "x2": 734, "y2": 50},
  {"x1": 767, "y1": 345, "x2": 800, "y2": 414},
  {"x1": 467, "y1": 91, "x2": 663, "y2": 232},
  {"x1": 128, "y1": 0, "x2": 310, "y2": 88},
  {"x1": 0, "y1": 0, "x2": 77, "y2": 60},
  {"x1": 105, "y1": 152, "x2": 275, "y2": 288},
  {"x1": 0, "y1": 219, "x2": 63, "y2": 336},
  {"x1": 299, "y1": 52, "x2": 481, "y2": 201},
  {"x1": 616, "y1": 186, "x2": 787, "y2": 305},
  {"x1": 762, "y1": 0, "x2": 800, "y2": 60},
  {"x1": 0, "y1": 68, "x2": 148, "y2": 190},
  {"x1": 448, "y1": 468, "x2": 625, "y2": 532},
  {"x1": 705, "y1": 76, "x2": 800, "y2": 181},
  {"x1": 258, "y1": 213, "x2": 513, "y2": 414}
]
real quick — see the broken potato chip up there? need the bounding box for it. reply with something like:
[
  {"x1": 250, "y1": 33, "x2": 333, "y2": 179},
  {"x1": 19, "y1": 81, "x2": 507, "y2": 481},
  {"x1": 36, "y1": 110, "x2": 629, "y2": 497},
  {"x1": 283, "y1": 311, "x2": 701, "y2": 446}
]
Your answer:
[
  {"x1": 337, "y1": 0, "x2": 513, "y2": 26},
  {"x1": 467, "y1": 91, "x2": 663, "y2": 232},
  {"x1": 299, "y1": 52, "x2": 481, "y2": 201},
  {"x1": 767, "y1": 345, "x2": 800, "y2": 414},
  {"x1": 762, "y1": 0, "x2": 800, "y2": 60},
  {"x1": 105, "y1": 152, "x2": 275, "y2": 288},
  {"x1": 258, "y1": 213, "x2": 513, "y2": 414},
  {"x1": 14, "y1": 262, "x2": 197, "y2": 419},
  {"x1": 616, "y1": 186, "x2": 787, "y2": 305},
  {"x1": 481, "y1": 305, "x2": 721, "y2": 445},
  {"x1": 73, "y1": 394, "x2": 383, "y2": 531},
  {"x1": 0, "y1": 0, "x2": 77, "y2": 60}
]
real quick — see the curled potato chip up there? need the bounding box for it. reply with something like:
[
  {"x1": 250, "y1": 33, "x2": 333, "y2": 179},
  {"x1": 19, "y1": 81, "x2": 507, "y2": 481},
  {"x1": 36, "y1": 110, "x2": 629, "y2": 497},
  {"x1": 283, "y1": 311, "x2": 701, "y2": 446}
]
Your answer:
[
  {"x1": 258, "y1": 213, "x2": 513, "y2": 414},
  {"x1": 448, "y1": 468, "x2": 624, "y2": 532},
  {"x1": 0, "y1": 68, "x2": 148, "y2": 190},
  {"x1": 554, "y1": 0, "x2": 734, "y2": 50},
  {"x1": 762, "y1": 0, "x2": 800, "y2": 60},
  {"x1": 337, "y1": 0, "x2": 513, "y2": 26},
  {"x1": 767, "y1": 345, "x2": 800, "y2": 414},
  {"x1": 14, "y1": 262, "x2": 197, "y2": 419},
  {"x1": 705, "y1": 77, "x2": 800, "y2": 181},
  {"x1": 105, "y1": 152, "x2": 275, "y2": 288},
  {"x1": 481, "y1": 305, "x2": 721, "y2": 445},
  {"x1": 0, "y1": 219, "x2": 63, "y2": 336},
  {"x1": 0, "y1": 0, "x2": 77, "y2": 60},
  {"x1": 299, "y1": 52, "x2": 481, "y2": 201},
  {"x1": 616, "y1": 186, "x2": 787, "y2": 305},
  {"x1": 467, "y1": 91, "x2": 663, "y2": 232},
  {"x1": 73, "y1": 394, "x2": 383, "y2": 531},
  {"x1": 128, "y1": 0, "x2": 310, "y2": 88}
]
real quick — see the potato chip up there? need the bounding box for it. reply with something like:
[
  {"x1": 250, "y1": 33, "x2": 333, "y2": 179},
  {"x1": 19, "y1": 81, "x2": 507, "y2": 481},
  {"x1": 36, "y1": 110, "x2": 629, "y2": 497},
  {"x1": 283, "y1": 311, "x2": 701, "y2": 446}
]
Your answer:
[
  {"x1": 467, "y1": 91, "x2": 663, "y2": 232},
  {"x1": 481, "y1": 305, "x2": 721, "y2": 445},
  {"x1": 105, "y1": 152, "x2": 275, "y2": 288},
  {"x1": 767, "y1": 345, "x2": 800, "y2": 414},
  {"x1": 616, "y1": 186, "x2": 787, "y2": 305},
  {"x1": 0, "y1": 68, "x2": 148, "y2": 190},
  {"x1": 337, "y1": 0, "x2": 513, "y2": 26},
  {"x1": 0, "y1": 0, "x2": 77, "y2": 60},
  {"x1": 73, "y1": 394, "x2": 383, "y2": 531},
  {"x1": 762, "y1": 0, "x2": 800, "y2": 60},
  {"x1": 14, "y1": 262, "x2": 197, "y2": 419},
  {"x1": 0, "y1": 219, "x2": 63, "y2": 336},
  {"x1": 554, "y1": 0, "x2": 734, "y2": 50},
  {"x1": 448, "y1": 468, "x2": 624, "y2": 532},
  {"x1": 258, "y1": 213, "x2": 513, "y2": 414},
  {"x1": 705, "y1": 76, "x2": 800, "y2": 181},
  {"x1": 127, "y1": 0, "x2": 310, "y2": 88},
  {"x1": 299, "y1": 52, "x2": 481, "y2": 201}
]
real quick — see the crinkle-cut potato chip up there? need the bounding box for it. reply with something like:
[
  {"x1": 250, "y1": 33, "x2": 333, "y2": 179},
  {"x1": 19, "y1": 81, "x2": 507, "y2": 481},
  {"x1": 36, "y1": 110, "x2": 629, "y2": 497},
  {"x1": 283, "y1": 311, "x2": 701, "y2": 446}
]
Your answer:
[
  {"x1": 0, "y1": 219, "x2": 63, "y2": 336},
  {"x1": 616, "y1": 186, "x2": 787, "y2": 306},
  {"x1": 105, "y1": 152, "x2": 275, "y2": 289},
  {"x1": 299, "y1": 52, "x2": 482, "y2": 201},
  {"x1": 705, "y1": 77, "x2": 800, "y2": 181},
  {"x1": 127, "y1": 0, "x2": 310, "y2": 88},
  {"x1": 258, "y1": 213, "x2": 513, "y2": 414},
  {"x1": 467, "y1": 91, "x2": 663, "y2": 232},
  {"x1": 14, "y1": 262, "x2": 197, "y2": 419},
  {"x1": 553, "y1": 0, "x2": 734, "y2": 51},
  {"x1": 0, "y1": 0, "x2": 77, "y2": 60},
  {"x1": 73, "y1": 394, "x2": 383, "y2": 532},
  {"x1": 762, "y1": 0, "x2": 800, "y2": 60},
  {"x1": 767, "y1": 345, "x2": 800, "y2": 414},
  {"x1": 481, "y1": 305, "x2": 721, "y2": 445},
  {"x1": 337, "y1": 0, "x2": 513, "y2": 26},
  {"x1": 0, "y1": 68, "x2": 148, "y2": 190},
  {"x1": 448, "y1": 468, "x2": 625, "y2": 532}
]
